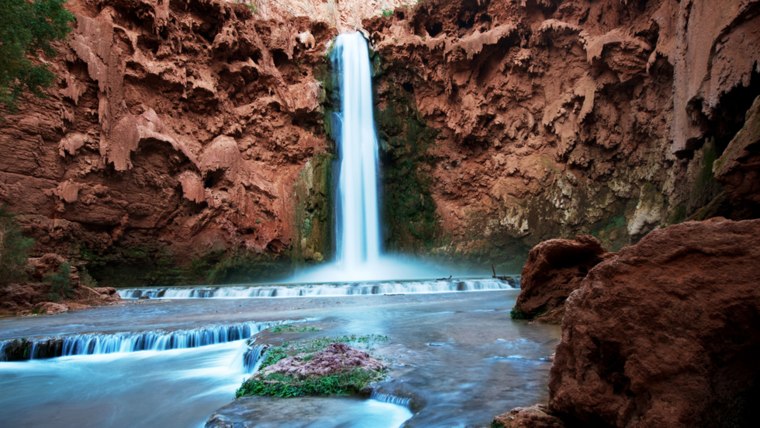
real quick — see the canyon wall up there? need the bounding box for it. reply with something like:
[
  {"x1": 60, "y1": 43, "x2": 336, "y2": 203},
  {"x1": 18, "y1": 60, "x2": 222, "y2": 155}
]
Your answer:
[
  {"x1": 0, "y1": 0, "x2": 339, "y2": 284},
  {"x1": 367, "y1": 0, "x2": 760, "y2": 269},
  {"x1": 1, "y1": 0, "x2": 758, "y2": 284}
]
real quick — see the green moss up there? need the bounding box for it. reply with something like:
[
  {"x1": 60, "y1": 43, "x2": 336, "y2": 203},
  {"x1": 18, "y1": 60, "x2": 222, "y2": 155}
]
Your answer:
[
  {"x1": 376, "y1": 83, "x2": 440, "y2": 251},
  {"x1": 293, "y1": 153, "x2": 334, "y2": 263},
  {"x1": 510, "y1": 308, "x2": 529, "y2": 320},
  {"x1": 683, "y1": 139, "x2": 724, "y2": 219},
  {"x1": 81, "y1": 243, "x2": 293, "y2": 287},
  {"x1": 268, "y1": 324, "x2": 321, "y2": 334},
  {"x1": 236, "y1": 368, "x2": 383, "y2": 398},
  {"x1": 237, "y1": 334, "x2": 389, "y2": 398},
  {"x1": 590, "y1": 214, "x2": 628, "y2": 250},
  {"x1": 667, "y1": 203, "x2": 688, "y2": 225}
]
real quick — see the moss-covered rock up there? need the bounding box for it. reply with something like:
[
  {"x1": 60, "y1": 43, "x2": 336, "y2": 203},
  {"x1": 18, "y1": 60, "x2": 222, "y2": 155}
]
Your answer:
[
  {"x1": 375, "y1": 81, "x2": 440, "y2": 251},
  {"x1": 81, "y1": 243, "x2": 293, "y2": 287},
  {"x1": 237, "y1": 334, "x2": 388, "y2": 399},
  {"x1": 293, "y1": 153, "x2": 334, "y2": 263}
]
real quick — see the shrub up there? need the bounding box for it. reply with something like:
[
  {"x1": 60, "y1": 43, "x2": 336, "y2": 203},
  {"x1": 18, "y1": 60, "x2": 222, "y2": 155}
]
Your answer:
[
  {"x1": 47, "y1": 262, "x2": 73, "y2": 301},
  {"x1": 0, "y1": 0, "x2": 74, "y2": 109},
  {"x1": 0, "y1": 207, "x2": 34, "y2": 285}
]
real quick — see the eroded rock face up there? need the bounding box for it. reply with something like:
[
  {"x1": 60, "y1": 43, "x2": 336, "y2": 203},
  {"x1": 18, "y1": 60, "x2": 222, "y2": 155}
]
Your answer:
[
  {"x1": 0, "y1": 0, "x2": 338, "y2": 282},
  {"x1": 366, "y1": 0, "x2": 760, "y2": 260},
  {"x1": 714, "y1": 95, "x2": 760, "y2": 216},
  {"x1": 513, "y1": 235, "x2": 606, "y2": 323},
  {"x1": 549, "y1": 218, "x2": 760, "y2": 427}
]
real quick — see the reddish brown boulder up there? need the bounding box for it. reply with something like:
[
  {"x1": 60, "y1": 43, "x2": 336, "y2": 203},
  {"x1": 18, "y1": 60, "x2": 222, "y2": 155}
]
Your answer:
[
  {"x1": 549, "y1": 218, "x2": 760, "y2": 427},
  {"x1": 512, "y1": 235, "x2": 606, "y2": 323}
]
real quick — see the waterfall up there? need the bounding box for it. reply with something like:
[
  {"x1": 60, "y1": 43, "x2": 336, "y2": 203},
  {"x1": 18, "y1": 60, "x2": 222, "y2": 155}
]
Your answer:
[
  {"x1": 0, "y1": 320, "x2": 287, "y2": 361},
  {"x1": 116, "y1": 278, "x2": 517, "y2": 299},
  {"x1": 289, "y1": 32, "x2": 479, "y2": 282},
  {"x1": 243, "y1": 342, "x2": 268, "y2": 373},
  {"x1": 332, "y1": 32, "x2": 382, "y2": 270}
]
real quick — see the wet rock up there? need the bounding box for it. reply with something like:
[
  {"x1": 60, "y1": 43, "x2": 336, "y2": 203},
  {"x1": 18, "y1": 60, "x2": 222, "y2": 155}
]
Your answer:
[
  {"x1": 493, "y1": 404, "x2": 565, "y2": 428},
  {"x1": 512, "y1": 235, "x2": 607, "y2": 323},
  {"x1": 549, "y1": 218, "x2": 760, "y2": 426}
]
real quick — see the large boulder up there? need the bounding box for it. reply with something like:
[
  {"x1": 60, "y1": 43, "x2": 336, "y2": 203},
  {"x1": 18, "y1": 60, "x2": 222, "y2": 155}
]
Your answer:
[
  {"x1": 549, "y1": 218, "x2": 760, "y2": 426},
  {"x1": 512, "y1": 235, "x2": 607, "y2": 323}
]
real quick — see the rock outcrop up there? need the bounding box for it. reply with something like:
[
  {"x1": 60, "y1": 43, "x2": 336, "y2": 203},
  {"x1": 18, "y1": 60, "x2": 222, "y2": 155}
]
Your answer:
[
  {"x1": 366, "y1": 0, "x2": 760, "y2": 263},
  {"x1": 546, "y1": 218, "x2": 760, "y2": 426},
  {"x1": 512, "y1": 235, "x2": 606, "y2": 323},
  {"x1": 0, "y1": 252, "x2": 120, "y2": 316}
]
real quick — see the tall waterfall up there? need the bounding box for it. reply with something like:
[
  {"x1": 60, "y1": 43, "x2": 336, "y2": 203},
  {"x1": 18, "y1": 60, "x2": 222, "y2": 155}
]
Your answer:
[
  {"x1": 288, "y1": 32, "x2": 451, "y2": 283},
  {"x1": 332, "y1": 32, "x2": 382, "y2": 269}
]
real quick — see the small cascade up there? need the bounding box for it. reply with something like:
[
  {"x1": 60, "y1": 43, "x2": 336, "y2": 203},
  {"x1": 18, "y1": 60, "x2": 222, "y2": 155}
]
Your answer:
[
  {"x1": 0, "y1": 320, "x2": 284, "y2": 361},
  {"x1": 371, "y1": 391, "x2": 413, "y2": 408},
  {"x1": 117, "y1": 278, "x2": 517, "y2": 300},
  {"x1": 243, "y1": 342, "x2": 268, "y2": 373}
]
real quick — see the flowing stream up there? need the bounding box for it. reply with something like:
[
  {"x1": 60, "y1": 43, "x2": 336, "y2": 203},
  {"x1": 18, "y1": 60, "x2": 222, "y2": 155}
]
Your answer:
[{"x1": 0, "y1": 291, "x2": 558, "y2": 427}]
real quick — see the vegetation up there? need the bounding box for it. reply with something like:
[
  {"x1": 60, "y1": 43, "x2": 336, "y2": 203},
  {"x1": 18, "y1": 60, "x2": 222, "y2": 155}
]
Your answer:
[
  {"x1": 80, "y1": 243, "x2": 293, "y2": 286},
  {"x1": 510, "y1": 308, "x2": 529, "y2": 320},
  {"x1": 237, "y1": 368, "x2": 383, "y2": 398},
  {"x1": 0, "y1": 207, "x2": 34, "y2": 285},
  {"x1": 47, "y1": 262, "x2": 73, "y2": 301},
  {"x1": 376, "y1": 83, "x2": 440, "y2": 251},
  {"x1": 268, "y1": 324, "x2": 321, "y2": 334},
  {"x1": 0, "y1": 0, "x2": 74, "y2": 109},
  {"x1": 237, "y1": 334, "x2": 389, "y2": 398}
]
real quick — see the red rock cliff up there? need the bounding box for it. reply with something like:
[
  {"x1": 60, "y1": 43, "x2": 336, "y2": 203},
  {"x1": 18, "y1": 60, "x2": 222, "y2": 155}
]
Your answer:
[
  {"x1": 366, "y1": 0, "x2": 760, "y2": 264},
  {"x1": 0, "y1": 0, "x2": 338, "y2": 283},
  {"x1": 1, "y1": 0, "x2": 759, "y2": 283}
]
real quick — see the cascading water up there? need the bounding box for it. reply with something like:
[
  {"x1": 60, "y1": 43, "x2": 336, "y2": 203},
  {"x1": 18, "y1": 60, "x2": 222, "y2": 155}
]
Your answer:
[
  {"x1": 0, "y1": 320, "x2": 286, "y2": 361},
  {"x1": 333, "y1": 32, "x2": 383, "y2": 270}
]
